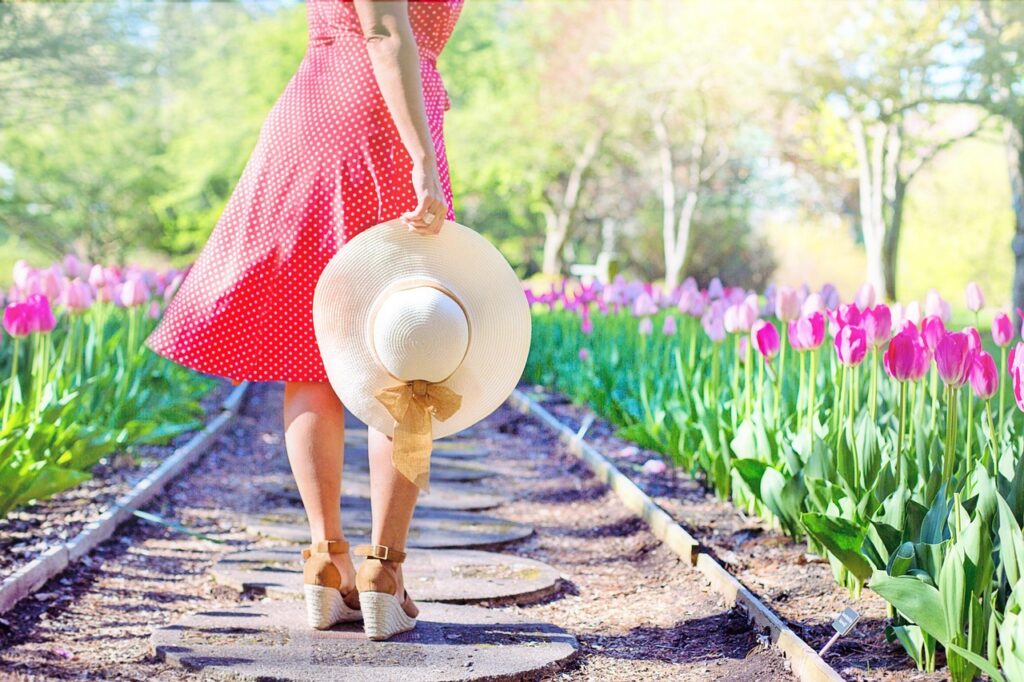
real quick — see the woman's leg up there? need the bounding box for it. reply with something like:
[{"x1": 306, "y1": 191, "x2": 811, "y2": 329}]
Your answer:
[
  {"x1": 283, "y1": 381, "x2": 355, "y2": 593},
  {"x1": 366, "y1": 426, "x2": 420, "y2": 615}
]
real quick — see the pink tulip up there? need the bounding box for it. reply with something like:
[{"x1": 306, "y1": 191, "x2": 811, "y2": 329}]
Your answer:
[
  {"x1": 579, "y1": 348, "x2": 590, "y2": 362},
  {"x1": 632, "y1": 292, "x2": 658, "y2": 317},
  {"x1": 801, "y1": 292, "x2": 824, "y2": 317},
  {"x1": 724, "y1": 296, "x2": 758, "y2": 334},
  {"x1": 862, "y1": 304, "x2": 892, "y2": 348},
  {"x1": 147, "y1": 300, "x2": 162, "y2": 320},
  {"x1": 662, "y1": 315, "x2": 678, "y2": 336},
  {"x1": 737, "y1": 336, "x2": 749, "y2": 362},
  {"x1": 993, "y1": 312, "x2": 1014, "y2": 347},
  {"x1": 884, "y1": 328, "x2": 925, "y2": 381},
  {"x1": 581, "y1": 313, "x2": 593, "y2": 335},
  {"x1": 788, "y1": 312, "x2": 826, "y2": 351},
  {"x1": 638, "y1": 317, "x2": 653, "y2": 335},
  {"x1": 970, "y1": 351, "x2": 998, "y2": 400},
  {"x1": 925, "y1": 289, "x2": 951, "y2": 322},
  {"x1": 935, "y1": 331, "x2": 974, "y2": 387},
  {"x1": 707, "y1": 278, "x2": 724, "y2": 299},
  {"x1": 835, "y1": 325, "x2": 868, "y2": 366},
  {"x1": 752, "y1": 320, "x2": 780, "y2": 359},
  {"x1": 62, "y1": 278, "x2": 94, "y2": 313},
  {"x1": 966, "y1": 282, "x2": 985, "y2": 313},
  {"x1": 855, "y1": 282, "x2": 877, "y2": 309},
  {"x1": 774, "y1": 286, "x2": 802, "y2": 322},
  {"x1": 12, "y1": 259, "x2": 35, "y2": 291},
  {"x1": 965, "y1": 326, "x2": 983, "y2": 355},
  {"x1": 702, "y1": 301, "x2": 726, "y2": 343},
  {"x1": 920, "y1": 315, "x2": 946, "y2": 352}
]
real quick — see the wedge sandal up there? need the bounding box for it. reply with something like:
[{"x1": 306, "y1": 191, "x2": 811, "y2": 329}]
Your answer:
[
  {"x1": 301, "y1": 538, "x2": 362, "y2": 629},
  {"x1": 354, "y1": 543, "x2": 418, "y2": 641}
]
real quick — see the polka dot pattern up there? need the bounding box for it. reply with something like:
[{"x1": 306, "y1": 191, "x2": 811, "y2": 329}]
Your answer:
[{"x1": 144, "y1": 0, "x2": 463, "y2": 385}]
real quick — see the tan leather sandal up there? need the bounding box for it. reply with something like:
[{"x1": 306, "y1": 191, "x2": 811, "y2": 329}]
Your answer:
[
  {"x1": 354, "y1": 543, "x2": 418, "y2": 640},
  {"x1": 301, "y1": 539, "x2": 361, "y2": 629}
]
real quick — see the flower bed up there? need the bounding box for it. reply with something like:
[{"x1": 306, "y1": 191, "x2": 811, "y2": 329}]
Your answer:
[
  {"x1": 1, "y1": 256, "x2": 220, "y2": 519},
  {"x1": 525, "y1": 276, "x2": 1024, "y2": 682}
]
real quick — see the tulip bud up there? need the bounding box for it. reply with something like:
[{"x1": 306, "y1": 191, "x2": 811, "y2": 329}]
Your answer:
[
  {"x1": 970, "y1": 351, "x2": 998, "y2": 400},
  {"x1": 993, "y1": 312, "x2": 1014, "y2": 347},
  {"x1": 752, "y1": 320, "x2": 780, "y2": 359},
  {"x1": 835, "y1": 325, "x2": 867, "y2": 366},
  {"x1": 966, "y1": 282, "x2": 985, "y2": 313},
  {"x1": 935, "y1": 331, "x2": 974, "y2": 387}
]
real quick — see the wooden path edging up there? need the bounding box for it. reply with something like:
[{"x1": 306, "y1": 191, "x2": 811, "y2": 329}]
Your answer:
[
  {"x1": 0, "y1": 381, "x2": 251, "y2": 616},
  {"x1": 506, "y1": 388, "x2": 843, "y2": 682}
]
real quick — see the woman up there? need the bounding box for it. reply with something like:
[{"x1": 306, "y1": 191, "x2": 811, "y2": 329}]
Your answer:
[{"x1": 144, "y1": 0, "x2": 464, "y2": 641}]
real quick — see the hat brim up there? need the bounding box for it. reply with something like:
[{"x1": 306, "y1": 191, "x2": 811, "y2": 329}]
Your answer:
[{"x1": 312, "y1": 219, "x2": 532, "y2": 439}]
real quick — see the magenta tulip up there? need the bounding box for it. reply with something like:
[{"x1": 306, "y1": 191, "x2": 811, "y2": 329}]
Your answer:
[
  {"x1": 920, "y1": 315, "x2": 946, "y2": 352},
  {"x1": 835, "y1": 325, "x2": 867, "y2": 366},
  {"x1": 935, "y1": 331, "x2": 974, "y2": 387},
  {"x1": 993, "y1": 312, "x2": 1014, "y2": 347},
  {"x1": 965, "y1": 326, "x2": 983, "y2": 354},
  {"x1": 788, "y1": 312, "x2": 826, "y2": 351},
  {"x1": 884, "y1": 328, "x2": 927, "y2": 381},
  {"x1": 970, "y1": 351, "x2": 998, "y2": 400},
  {"x1": 752, "y1": 320, "x2": 780, "y2": 359},
  {"x1": 966, "y1": 282, "x2": 985, "y2": 313}
]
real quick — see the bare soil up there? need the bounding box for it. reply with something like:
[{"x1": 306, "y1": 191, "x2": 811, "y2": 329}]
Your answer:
[
  {"x1": 525, "y1": 384, "x2": 947, "y2": 681},
  {"x1": 0, "y1": 381, "x2": 793, "y2": 682}
]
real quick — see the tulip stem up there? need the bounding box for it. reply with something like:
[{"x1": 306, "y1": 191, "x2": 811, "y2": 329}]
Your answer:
[
  {"x1": 807, "y1": 350, "x2": 817, "y2": 435},
  {"x1": 2, "y1": 337, "x2": 21, "y2": 426},
  {"x1": 896, "y1": 380, "x2": 907, "y2": 483},
  {"x1": 870, "y1": 348, "x2": 879, "y2": 422},
  {"x1": 999, "y1": 345, "x2": 1007, "y2": 437},
  {"x1": 797, "y1": 351, "x2": 807, "y2": 432},
  {"x1": 986, "y1": 400, "x2": 997, "y2": 474},
  {"x1": 744, "y1": 338, "x2": 753, "y2": 417},
  {"x1": 835, "y1": 365, "x2": 848, "y2": 451},
  {"x1": 965, "y1": 391, "x2": 975, "y2": 476},
  {"x1": 942, "y1": 384, "x2": 958, "y2": 488}
]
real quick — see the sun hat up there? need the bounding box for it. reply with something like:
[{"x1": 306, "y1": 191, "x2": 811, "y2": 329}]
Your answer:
[{"x1": 312, "y1": 218, "x2": 531, "y2": 492}]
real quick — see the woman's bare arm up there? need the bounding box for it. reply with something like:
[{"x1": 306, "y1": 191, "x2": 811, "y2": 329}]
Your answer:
[{"x1": 353, "y1": 0, "x2": 447, "y2": 235}]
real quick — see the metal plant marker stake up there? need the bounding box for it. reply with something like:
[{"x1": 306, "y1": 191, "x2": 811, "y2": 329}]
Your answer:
[{"x1": 819, "y1": 607, "x2": 860, "y2": 656}]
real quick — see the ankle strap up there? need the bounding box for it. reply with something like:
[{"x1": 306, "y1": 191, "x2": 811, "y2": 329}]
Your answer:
[
  {"x1": 354, "y1": 543, "x2": 406, "y2": 563},
  {"x1": 301, "y1": 538, "x2": 350, "y2": 560}
]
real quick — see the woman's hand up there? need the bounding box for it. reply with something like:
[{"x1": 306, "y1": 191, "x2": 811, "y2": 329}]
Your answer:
[{"x1": 401, "y1": 158, "x2": 447, "y2": 235}]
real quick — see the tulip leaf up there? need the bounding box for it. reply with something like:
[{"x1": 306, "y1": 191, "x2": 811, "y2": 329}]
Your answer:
[
  {"x1": 801, "y1": 512, "x2": 874, "y2": 581},
  {"x1": 870, "y1": 570, "x2": 951, "y2": 644},
  {"x1": 997, "y1": 495, "x2": 1024, "y2": 590}
]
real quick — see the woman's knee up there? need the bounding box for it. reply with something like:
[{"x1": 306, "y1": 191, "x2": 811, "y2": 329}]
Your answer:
[{"x1": 284, "y1": 381, "x2": 343, "y2": 412}]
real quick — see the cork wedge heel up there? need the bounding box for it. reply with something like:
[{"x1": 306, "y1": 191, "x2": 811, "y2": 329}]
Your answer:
[
  {"x1": 354, "y1": 544, "x2": 418, "y2": 641},
  {"x1": 301, "y1": 539, "x2": 362, "y2": 629}
]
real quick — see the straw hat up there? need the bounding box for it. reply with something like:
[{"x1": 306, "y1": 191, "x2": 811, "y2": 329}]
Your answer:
[{"x1": 312, "y1": 218, "x2": 531, "y2": 491}]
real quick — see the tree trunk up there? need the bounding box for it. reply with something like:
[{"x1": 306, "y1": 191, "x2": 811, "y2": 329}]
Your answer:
[
  {"x1": 850, "y1": 116, "x2": 887, "y2": 298},
  {"x1": 653, "y1": 110, "x2": 702, "y2": 291},
  {"x1": 882, "y1": 178, "x2": 906, "y2": 301},
  {"x1": 1007, "y1": 123, "x2": 1024, "y2": 329},
  {"x1": 540, "y1": 131, "x2": 602, "y2": 276}
]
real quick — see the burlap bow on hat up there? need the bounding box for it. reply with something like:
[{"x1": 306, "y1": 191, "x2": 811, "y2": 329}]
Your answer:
[{"x1": 374, "y1": 378, "x2": 462, "y2": 492}]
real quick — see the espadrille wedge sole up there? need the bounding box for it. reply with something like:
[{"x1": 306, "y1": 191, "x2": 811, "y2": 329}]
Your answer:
[
  {"x1": 354, "y1": 543, "x2": 418, "y2": 641},
  {"x1": 301, "y1": 539, "x2": 361, "y2": 629},
  {"x1": 358, "y1": 590, "x2": 417, "y2": 640}
]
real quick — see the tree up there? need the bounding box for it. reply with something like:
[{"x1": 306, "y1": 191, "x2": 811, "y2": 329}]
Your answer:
[
  {"x1": 959, "y1": 1, "x2": 1024, "y2": 320},
  {"x1": 794, "y1": 0, "x2": 988, "y2": 301}
]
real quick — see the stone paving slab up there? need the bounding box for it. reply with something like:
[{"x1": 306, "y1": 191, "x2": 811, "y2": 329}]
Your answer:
[
  {"x1": 240, "y1": 507, "x2": 533, "y2": 549},
  {"x1": 256, "y1": 472, "x2": 508, "y2": 512},
  {"x1": 151, "y1": 600, "x2": 578, "y2": 682},
  {"x1": 210, "y1": 547, "x2": 561, "y2": 603},
  {"x1": 343, "y1": 450, "x2": 496, "y2": 483}
]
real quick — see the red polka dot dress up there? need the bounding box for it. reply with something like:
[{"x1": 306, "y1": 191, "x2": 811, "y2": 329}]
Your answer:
[{"x1": 144, "y1": 0, "x2": 463, "y2": 384}]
